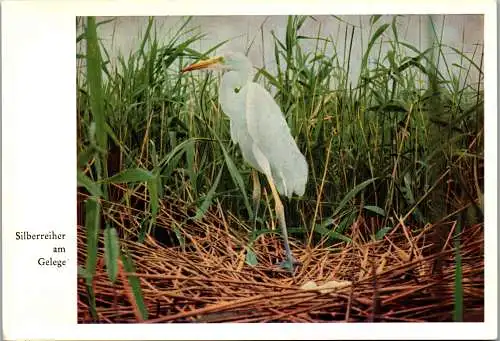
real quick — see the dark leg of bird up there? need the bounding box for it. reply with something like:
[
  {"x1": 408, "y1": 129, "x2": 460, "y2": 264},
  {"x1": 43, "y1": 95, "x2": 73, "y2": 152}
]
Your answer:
[{"x1": 265, "y1": 174, "x2": 298, "y2": 273}]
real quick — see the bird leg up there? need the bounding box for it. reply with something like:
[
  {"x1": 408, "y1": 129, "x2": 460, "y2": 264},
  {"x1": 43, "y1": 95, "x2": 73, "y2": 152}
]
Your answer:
[{"x1": 265, "y1": 174, "x2": 299, "y2": 273}]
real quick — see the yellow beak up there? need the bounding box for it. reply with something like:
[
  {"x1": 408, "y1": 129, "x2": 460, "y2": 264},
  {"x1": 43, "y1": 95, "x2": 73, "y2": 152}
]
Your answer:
[{"x1": 181, "y1": 56, "x2": 224, "y2": 73}]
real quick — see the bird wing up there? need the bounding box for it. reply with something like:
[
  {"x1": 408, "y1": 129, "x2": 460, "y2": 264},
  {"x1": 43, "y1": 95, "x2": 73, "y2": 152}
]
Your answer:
[
  {"x1": 243, "y1": 82, "x2": 308, "y2": 197},
  {"x1": 219, "y1": 78, "x2": 268, "y2": 175}
]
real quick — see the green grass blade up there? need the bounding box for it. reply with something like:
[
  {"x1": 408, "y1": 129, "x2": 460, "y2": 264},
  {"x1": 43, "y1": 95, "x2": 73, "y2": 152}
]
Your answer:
[
  {"x1": 370, "y1": 15, "x2": 382, "y2": 26},
  {"x1": 245, "y1": 248, "x2": 258, "y2": 266},
  {"x1": 192, "y1": 166, "x2": 224, "y2": 221},
  {"x1": 256, "y1": 68, "x2": 284, "y2": 92},
  {"x1": 102, "y1": 168, "x2": 154, "y2": 184},
  {"x1": 85, "y1": 17, "x2": 108, "y2": 200},
  {"x1": 332, "y1": 178, "x2": 378, "y2": 217},
  {"x1": 361, "y1": 23, "x2": 390, "y2": 73},
  {"x1": 121, "y1": 250, "x2": 149, "y2": 320},
  {"x1": 185, "y1": 137, "x2": 198, "y2": 197},
  {"x1": 78, "y1": 171, "x2": 103, "y2": 198},
  {"x1": 158, "y1": 138, "x2": 197, "y2": 174},
  {"x1": 103, "y1": 226, "x2": 120, "y2": 283},
  {"x1": 375, "y1": 226, "x2": 393, "y2": 240},
  {"x1": 216, "y1": 138, "x2": 253, "y2": 218},
  {"x1": 84, "y1": 197, "x2": 100, "y2": 285},
  {"x1": 364, "y1": 205, "x2": 386, "y2": 216},
  {"x1": 147, "y1": 174, "x2": 159, "y2": 234},
  {"x1": 313, "y1": 222, "x2": 352, "y2": 243},
  {"x1": 86, "y1": 17, "x2": 107, "y2": 154}
]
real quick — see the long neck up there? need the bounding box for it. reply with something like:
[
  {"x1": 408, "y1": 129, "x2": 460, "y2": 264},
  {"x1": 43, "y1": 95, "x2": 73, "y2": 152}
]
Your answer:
[{"x1": 219, "y1": 69, "x2": 250, "y2": 115}]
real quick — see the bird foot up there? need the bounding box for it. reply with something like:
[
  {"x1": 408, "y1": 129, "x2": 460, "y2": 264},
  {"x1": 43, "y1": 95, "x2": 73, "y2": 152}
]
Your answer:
[{"x1": 277, "y1": 256, "x2": 301, "y2": 273}]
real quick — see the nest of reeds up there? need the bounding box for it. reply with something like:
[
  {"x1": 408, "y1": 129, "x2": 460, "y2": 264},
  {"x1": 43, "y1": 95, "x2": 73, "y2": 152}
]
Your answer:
[{"x1": 77, "y1": 191, "x2": 484, "y2": 323}]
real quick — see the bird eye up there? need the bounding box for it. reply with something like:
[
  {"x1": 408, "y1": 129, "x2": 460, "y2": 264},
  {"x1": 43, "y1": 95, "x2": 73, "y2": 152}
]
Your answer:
[{"x1": 234, "y1": 87, "x2": 240, "y2": 93}]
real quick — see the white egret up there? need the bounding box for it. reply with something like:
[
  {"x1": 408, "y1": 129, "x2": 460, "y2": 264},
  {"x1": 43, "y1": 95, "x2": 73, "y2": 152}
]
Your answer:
[{"x1": 182, "y1": 52, "x2": 308, "y2": 271}]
